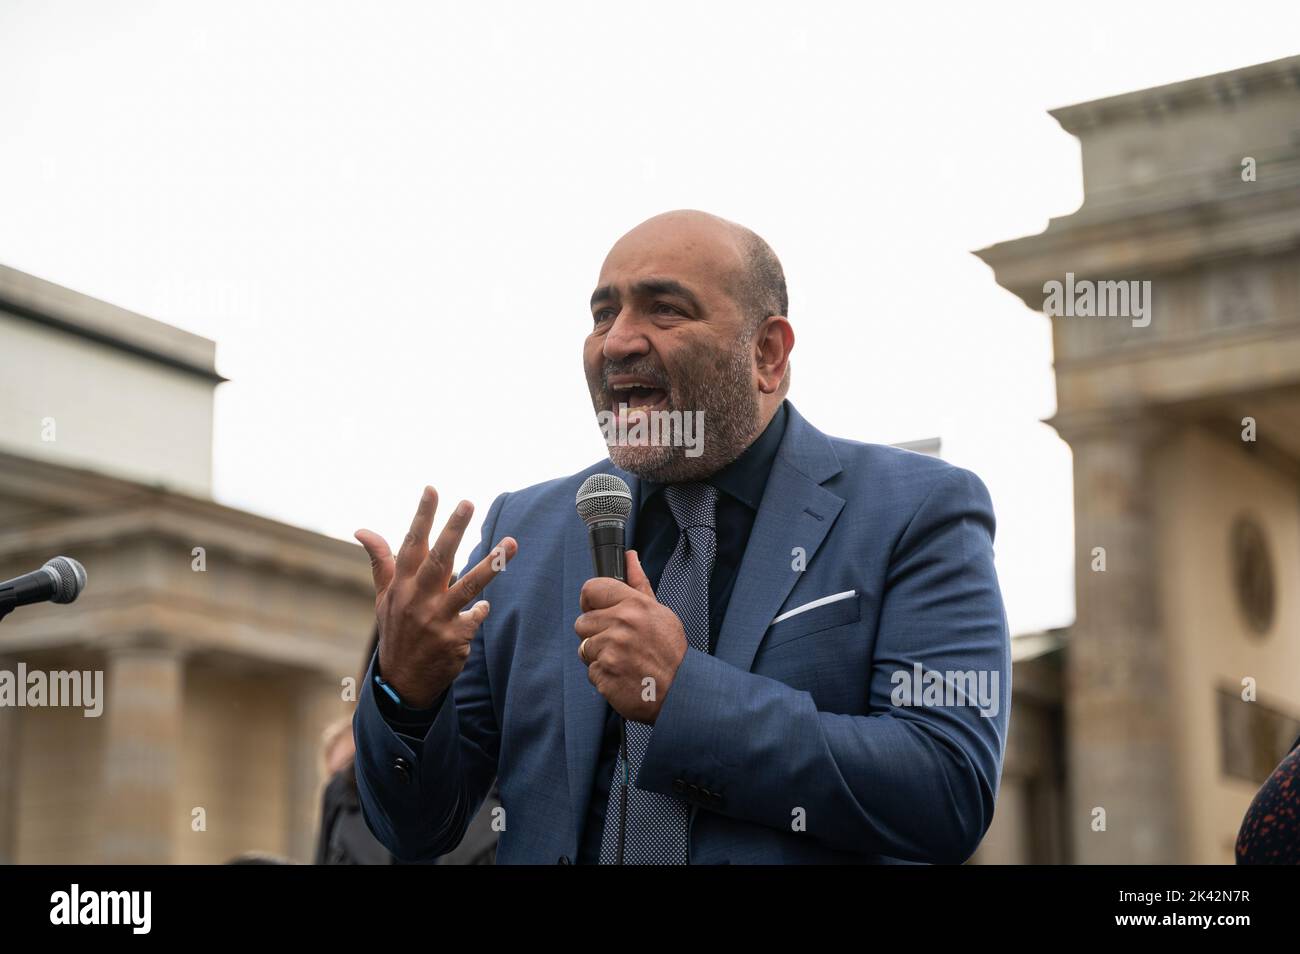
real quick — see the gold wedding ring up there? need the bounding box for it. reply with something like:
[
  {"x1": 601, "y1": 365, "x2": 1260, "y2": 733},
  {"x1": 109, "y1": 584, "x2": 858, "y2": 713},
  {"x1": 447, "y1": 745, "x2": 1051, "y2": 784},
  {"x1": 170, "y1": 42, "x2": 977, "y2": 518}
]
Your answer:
[{"x1": 579, "y1": 637, "x2": 591, "y2": 664}]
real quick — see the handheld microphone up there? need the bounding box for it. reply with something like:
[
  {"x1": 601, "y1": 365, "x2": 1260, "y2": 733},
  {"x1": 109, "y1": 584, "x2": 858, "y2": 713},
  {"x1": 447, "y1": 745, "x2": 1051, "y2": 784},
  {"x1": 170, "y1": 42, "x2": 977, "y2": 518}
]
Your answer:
[
  {"x1": 575, "y1": 474, "x2": 632, "y2": 582},
  {"x1": 575, "y1": 473, "x2": 636, "y2": 864},
  {"x1": 0, "y1": 556, "x2": 88, "y2": 620}
]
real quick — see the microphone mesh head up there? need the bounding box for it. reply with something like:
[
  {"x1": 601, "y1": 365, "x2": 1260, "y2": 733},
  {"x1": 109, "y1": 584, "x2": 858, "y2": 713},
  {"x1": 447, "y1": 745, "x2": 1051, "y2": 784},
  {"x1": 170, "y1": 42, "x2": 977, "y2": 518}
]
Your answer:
[
  {"x1": 44, "y1": 556, "x2": 87, "y2": 604},
  {"x1": 575, "y1": 474, "x2": 632, "y2": 526}
]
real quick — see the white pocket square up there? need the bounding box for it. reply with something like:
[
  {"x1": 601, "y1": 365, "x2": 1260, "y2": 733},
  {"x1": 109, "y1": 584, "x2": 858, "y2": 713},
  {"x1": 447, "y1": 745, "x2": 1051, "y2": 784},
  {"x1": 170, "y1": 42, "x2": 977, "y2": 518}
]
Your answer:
[{"x1": 771, "y1": 589, "x2": 857, "y2": 625}]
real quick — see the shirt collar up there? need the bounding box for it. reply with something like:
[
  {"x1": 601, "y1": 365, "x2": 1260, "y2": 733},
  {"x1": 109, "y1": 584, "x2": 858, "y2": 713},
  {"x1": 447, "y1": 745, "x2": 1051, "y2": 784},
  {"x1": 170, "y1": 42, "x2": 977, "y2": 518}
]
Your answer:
[{"x1": 640, "y1": 400, "x2": 788, "y2": 512}]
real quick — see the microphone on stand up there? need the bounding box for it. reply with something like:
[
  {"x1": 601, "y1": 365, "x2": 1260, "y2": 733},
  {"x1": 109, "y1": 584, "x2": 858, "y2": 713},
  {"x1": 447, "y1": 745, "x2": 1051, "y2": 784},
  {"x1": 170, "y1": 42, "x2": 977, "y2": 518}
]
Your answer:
[{"x1": 0, "y1": 556, "x2": 88, "y2": 621}]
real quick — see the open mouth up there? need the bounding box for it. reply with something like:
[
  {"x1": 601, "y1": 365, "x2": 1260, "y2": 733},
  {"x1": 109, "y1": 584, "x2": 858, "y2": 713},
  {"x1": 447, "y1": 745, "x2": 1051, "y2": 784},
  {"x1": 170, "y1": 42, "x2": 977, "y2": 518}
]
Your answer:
[{"x1": 609, "y1": 382, "x2": 669, "y2": 414}]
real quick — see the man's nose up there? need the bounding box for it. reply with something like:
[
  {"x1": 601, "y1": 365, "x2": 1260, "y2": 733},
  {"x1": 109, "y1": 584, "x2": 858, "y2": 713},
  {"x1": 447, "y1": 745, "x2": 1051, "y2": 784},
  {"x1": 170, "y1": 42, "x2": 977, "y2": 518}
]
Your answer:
[{"x1": 602, "y1": 310, "x2": 651, "y2": 363}]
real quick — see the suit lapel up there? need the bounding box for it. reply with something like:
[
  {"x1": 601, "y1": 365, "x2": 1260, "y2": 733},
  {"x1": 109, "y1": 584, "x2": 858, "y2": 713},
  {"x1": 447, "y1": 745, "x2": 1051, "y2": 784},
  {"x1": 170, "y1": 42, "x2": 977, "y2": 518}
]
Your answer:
[{"x1": 715, "y1": 403, "x2": 845, "y2": 673}]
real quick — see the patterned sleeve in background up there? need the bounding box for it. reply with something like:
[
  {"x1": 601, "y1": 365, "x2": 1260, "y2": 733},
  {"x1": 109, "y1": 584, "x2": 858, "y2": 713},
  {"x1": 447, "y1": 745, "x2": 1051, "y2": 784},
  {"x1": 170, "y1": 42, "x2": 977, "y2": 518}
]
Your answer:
[{"x1": 1236, "y1": 736, "x2": 1300, "y2": 864}]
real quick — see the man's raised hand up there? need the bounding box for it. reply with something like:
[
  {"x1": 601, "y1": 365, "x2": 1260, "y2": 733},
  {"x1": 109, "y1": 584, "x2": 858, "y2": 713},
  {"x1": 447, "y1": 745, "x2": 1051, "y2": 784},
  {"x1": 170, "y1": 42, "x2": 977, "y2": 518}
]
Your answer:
[{"x1": 355, "y1": 486, "x2": 517, "y2": 709}]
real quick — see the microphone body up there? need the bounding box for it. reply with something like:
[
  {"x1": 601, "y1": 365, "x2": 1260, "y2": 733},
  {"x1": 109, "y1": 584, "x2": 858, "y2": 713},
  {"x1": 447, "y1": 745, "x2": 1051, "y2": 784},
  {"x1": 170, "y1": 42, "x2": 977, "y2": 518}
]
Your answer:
[
  {"x1": 574, "y1": 472, "x2": 635, "y2": 864},
  {"x1": 587, "y1": 521, "x2": 626, "y2": 582},
  {"x1": 575, "y1": 474, "x2": 633, "y2": 582},
  {"x1": 0, "y1": 556, "x2": 88, "y2": 619}
]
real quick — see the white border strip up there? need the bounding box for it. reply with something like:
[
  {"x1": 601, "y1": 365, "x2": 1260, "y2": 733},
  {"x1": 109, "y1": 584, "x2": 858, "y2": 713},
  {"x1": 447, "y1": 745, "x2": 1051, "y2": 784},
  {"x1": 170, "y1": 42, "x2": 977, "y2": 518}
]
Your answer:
[{"x1": 771, "y1": 589, "x2": 857, "y2": 626}]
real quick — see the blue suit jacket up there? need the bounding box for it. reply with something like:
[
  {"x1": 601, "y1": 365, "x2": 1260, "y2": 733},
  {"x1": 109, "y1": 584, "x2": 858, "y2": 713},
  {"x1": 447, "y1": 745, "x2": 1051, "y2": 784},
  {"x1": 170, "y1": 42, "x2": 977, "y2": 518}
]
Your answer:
[{"x1": 354, "y1": 400, "x2": 1011, "y2": 864}]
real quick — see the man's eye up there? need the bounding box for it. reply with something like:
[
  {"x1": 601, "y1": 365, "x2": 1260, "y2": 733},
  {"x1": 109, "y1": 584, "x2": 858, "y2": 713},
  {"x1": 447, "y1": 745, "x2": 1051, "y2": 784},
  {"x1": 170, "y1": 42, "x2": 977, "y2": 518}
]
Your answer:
[
  {"x1": 652, "y1": 302, "x2": 681, "y2": 315},
  {"x1": 593, "y1": 308, "x2": 615, "y2": 323}
]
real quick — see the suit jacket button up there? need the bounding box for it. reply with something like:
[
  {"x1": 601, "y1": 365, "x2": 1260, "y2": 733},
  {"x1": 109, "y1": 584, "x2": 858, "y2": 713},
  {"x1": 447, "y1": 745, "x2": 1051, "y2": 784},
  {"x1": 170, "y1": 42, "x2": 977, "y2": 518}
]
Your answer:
[
  {"x1": 686, "y1": 783, "x2": 701, "y2": 800},
  {"x1": 557, "y1": 855, "x2": 572, "y2": 865},
  {"x1": 672, "y1": 779, "x2": 686, "y2": 795},
  {"x1": 708, "y1": 791, "x2": 724, "y2": 808},
  {"x1": 392, "y1": 756, "x2": 412, "y2": 783}
]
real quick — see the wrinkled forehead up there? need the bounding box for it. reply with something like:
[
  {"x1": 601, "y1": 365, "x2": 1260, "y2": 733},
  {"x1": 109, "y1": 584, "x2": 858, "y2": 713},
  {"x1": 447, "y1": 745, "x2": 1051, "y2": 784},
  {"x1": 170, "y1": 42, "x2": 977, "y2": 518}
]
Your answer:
[{"x1": 596, "y1": 218, "x2": 745, "y2": 302}]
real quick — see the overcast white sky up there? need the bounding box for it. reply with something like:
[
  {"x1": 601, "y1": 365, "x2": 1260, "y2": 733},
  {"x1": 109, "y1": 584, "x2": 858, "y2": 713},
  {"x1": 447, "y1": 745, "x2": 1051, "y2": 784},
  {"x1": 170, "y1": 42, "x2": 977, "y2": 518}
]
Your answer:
[{"x1": 2, "y1": 1, "x2": 1297, "y2": 636}]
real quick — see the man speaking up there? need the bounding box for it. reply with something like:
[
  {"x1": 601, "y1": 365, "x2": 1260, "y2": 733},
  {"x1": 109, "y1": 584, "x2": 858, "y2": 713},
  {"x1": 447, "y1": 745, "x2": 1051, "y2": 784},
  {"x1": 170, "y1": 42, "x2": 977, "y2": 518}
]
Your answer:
[{"x1": 352, "y1": 210, "x2": 1011, "y2": 864}]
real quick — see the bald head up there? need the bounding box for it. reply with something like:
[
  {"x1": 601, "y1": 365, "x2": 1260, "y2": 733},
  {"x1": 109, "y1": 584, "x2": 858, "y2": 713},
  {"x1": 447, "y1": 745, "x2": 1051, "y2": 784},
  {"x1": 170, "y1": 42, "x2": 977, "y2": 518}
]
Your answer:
[
  {"x1": 585, "y1": 209, "x2": 795, "y2": 481},
  {"x1": 611, "y1": 210, "x2": 788, "y2": 339}
]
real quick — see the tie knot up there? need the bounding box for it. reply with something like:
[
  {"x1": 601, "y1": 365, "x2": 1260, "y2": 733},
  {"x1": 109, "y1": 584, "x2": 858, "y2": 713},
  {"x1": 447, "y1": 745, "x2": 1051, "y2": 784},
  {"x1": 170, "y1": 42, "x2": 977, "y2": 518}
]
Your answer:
[{"x1": 663, "y1": 482, "x2": 718, "y2": 533}]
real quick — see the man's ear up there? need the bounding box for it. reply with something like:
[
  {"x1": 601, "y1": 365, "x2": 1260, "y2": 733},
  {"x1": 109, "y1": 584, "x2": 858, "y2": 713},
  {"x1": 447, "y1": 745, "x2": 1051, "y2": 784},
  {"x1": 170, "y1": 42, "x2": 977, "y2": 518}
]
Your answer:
[{"x1": 754, "y1": 316, "x2": 794, "y2": 394}]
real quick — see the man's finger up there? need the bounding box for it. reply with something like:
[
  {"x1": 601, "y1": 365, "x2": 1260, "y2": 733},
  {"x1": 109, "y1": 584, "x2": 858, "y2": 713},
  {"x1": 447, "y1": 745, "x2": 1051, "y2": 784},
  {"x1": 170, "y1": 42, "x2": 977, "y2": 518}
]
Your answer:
[
  {"x1": 574, "y1": 609, "x2": 612, "y2": 640},
  {"x1": 396, "y1": 486, "x2": 438, "y2": 577},
  {"x1": 445, "y1": 537, "x2": 517, "y2": 610},
  {"x1": 415, "y1": 499, "x2": 474, "y2": 594},
  {"x1": 354, "y1": 529, "x2": 395, "y2": 594},
  {"x1": 579, "y1": 576, "x2": 630, "y2": 613},
  {"x1": 458, "y1": 598, "x2": 491, "y2": 631},
  {"x1": 577, "y1": 633, "x2": 607, "y2": 667},
  {"x1": 625, "y1": 549, "x2": 655, "y2": 597}
]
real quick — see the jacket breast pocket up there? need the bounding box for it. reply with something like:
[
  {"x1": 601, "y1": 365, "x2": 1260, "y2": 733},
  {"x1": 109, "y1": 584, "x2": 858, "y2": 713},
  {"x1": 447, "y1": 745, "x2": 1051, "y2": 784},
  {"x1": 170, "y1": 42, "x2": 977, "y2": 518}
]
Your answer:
[{"x1": 759, "y1": 591, "x2": 861, "y2": 653}]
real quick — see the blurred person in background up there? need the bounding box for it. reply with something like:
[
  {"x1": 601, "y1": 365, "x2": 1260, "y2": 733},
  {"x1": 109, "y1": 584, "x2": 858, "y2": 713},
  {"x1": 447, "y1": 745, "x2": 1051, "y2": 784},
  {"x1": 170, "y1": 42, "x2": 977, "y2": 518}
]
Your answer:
[
  {"x1": 316, "y1": 716, "x2": 391, "y2": 865},
  {"x1": 316, "y1": 628, "x2": 500, "y2": 864},
  {"x1": 1235, "y1": 732, "x2": 1300, "y2": 864}
]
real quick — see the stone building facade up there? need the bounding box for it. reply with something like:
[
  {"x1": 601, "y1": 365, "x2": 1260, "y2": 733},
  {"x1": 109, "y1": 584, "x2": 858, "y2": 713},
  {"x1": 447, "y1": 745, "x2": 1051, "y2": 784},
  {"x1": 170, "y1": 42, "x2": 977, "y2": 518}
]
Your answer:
[
  {"x1": 976, "y1": 55, "x2": 1300, "y2": 863},
  {"x1": 0, "y1": 265, "x2": 375, "y2": 863}
]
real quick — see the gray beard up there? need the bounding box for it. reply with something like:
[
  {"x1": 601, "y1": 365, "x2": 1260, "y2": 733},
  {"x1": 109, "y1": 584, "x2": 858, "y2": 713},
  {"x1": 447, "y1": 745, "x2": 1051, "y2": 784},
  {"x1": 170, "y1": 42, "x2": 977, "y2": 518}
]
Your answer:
[{"x1": 605, "y1": 340, "x2": 761, "y2": 484}]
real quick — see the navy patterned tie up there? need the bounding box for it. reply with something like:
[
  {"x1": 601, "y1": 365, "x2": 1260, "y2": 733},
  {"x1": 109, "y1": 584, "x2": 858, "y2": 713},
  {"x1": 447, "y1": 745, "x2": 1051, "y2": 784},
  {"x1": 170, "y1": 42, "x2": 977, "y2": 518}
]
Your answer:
[{"x1": 598, "y1": 481, "x2": 718, "y2": 864}]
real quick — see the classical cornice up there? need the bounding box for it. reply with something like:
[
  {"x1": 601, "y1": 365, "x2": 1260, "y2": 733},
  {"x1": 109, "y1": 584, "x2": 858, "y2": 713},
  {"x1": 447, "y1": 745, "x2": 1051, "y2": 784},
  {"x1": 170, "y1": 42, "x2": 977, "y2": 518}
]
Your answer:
[
  {"x1": 0, "y1": 587, "x2": 363, "y2": 678},
  {"x1": 973, "y1": 56, "x2": 1300, "y2": 311},
  {"x1": 973, "y1": 179, "x2": 1300, "y2": 310},
  {"x1": 0, "y1": 263, "x2": 227, "y2": 384},
  {"x1": 1049, "y1": 56, "x2": 1300, "y2": 135},
  {"x1": 0, "y1": 450, "x2": 371, "y2": 592}
]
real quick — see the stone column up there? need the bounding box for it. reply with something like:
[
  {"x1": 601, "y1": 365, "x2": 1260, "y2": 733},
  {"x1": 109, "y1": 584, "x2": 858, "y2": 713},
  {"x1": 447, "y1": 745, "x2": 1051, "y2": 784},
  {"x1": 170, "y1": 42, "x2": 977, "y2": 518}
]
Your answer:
[
  {"x1": 96, "y1": 645, "x2": 184, "y2": 864},
  {"x1": 1062, "y1": 414, "x2": 1182, "y2": 863},
  {"x1": 287, "y1": 674, "x2": 349, "y2": 863}
]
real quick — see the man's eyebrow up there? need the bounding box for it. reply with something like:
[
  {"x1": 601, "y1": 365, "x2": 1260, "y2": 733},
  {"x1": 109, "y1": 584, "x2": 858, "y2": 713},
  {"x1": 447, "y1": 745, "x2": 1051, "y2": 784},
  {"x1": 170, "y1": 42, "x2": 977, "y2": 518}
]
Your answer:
[
  {"x1": 634, "y1": 278, "x2": 703, "y2": 312},
  {"x1": 589, "y1": 278, "x2": 703, "y2": 312}
]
